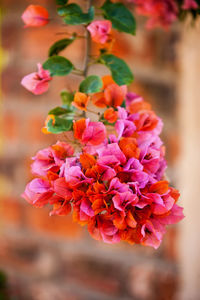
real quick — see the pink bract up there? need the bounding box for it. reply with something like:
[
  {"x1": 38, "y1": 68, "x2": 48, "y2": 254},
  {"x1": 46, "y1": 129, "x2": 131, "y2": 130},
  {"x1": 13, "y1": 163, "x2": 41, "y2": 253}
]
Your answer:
[
  {"x1": 21, "y1": 63, "x2": 52, "y2": 95},
  {"x1": 87, "y1": 20, "x2": 112, "y2": 44}
]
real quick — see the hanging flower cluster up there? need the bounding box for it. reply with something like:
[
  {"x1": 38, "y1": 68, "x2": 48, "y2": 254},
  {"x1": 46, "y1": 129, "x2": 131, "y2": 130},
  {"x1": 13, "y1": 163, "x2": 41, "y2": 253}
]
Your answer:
[
  {"x1": 22, "y1": 75, "x2": 184, "y2": 249},
  {"x1": 21, "y1": 0, "x2": 184, "y2": 249}
]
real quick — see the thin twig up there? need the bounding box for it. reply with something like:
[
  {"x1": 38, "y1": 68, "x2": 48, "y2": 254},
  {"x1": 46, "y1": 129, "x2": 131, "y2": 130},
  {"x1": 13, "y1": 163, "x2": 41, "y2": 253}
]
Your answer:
[{"x1": 83, "y1": 0, "x2": 93, "y2": 78}]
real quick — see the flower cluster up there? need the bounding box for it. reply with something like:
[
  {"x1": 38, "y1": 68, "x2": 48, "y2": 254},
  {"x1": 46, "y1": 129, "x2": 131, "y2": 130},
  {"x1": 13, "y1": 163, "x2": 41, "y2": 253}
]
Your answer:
[
  {"x1": 129, "y1": 0, "x2": 199, "y2": 28},
  {"x1": 22, "y1": 85, "x2": 184, "y2": 249}
]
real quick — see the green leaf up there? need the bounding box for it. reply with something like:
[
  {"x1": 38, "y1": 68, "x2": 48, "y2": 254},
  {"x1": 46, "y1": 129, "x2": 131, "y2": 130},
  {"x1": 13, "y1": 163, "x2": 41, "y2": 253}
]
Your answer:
[
  {"x1": 48, "y1": 35, "x2": 76, "y2": 57},
  {"x1": 79, "y1": 76, "x2": 103, "y2": 93},
  {"x1": 48, "y1": 106, "x2": 71, "y2": 116},
  {"x1": 43, "y1": 56, "x2": 74, "y2": 76},
  {"x1": 56, "y1": 0, "x2": 68, "y2": 5},
  {"x1": 100, "y1": 54, "x2": 134, "y2": 86},
  {"x1": 58, "y1": 4, "x2": 94, "y2": 25},
  {"x1": 101, "y1": 0, "x2": 136, "y2": 35},
  {"x1": 121, "y1": 100, "x2": 126, "y2": 108},
  {"x1": 60, "y1": 90, "x2": 74, "y2": 107},
  {"x1": 47, "y1": 116, "x2": 73, "y2": 134},
  {"x1": 57, "y1": 3, "x2": 82, "y2": 16}
]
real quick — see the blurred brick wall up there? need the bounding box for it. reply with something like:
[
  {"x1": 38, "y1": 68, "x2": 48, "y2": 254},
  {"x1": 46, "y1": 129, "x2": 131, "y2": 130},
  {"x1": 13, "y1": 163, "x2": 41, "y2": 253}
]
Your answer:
[{"x1": 0, "y1": 1, "x2": 182, "y2": 299}]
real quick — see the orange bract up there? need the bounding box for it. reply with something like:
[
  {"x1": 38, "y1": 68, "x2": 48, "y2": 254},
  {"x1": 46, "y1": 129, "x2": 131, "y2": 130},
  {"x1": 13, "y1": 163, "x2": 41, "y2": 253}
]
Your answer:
[
  {"x1": 72, "y1": 92, "x2": 89, "y2": 111},
  {"x1": 80, "y1": 153, "x2": 96, "y2": 170},
  {"x1": 129, "y1": 100, "x2": 151, "y2": 114},
  {"x1": 104, "y1": 108, "x2": 118, "y2": 123},
  {"x1": 119, "y1": 137, "x2": 140, "y2": 159},
  {"x1": 73, "y1": 119, "x2": 86, "y2": 140},
  {"x1": 102, "y1": 75, "x2": 115, "y2": 89},
  {"x1": 149, "y1": 181, "x2": 169, "y2": 194},
  {"x1": 104, "y1": 84, "x2": 126, "y2": 107},
  {"x1": 92, "y1": 92, "x2": 106, "y2": 108},
  {"x1": 135, "y1": 112, "x2": 158, "y2": 132},
  {"x1": 92, "y1": 75, "x2": 127, "y2": 108},
  {"x1": 22, "y1": 5, "x2": 49, "y2": 27}
]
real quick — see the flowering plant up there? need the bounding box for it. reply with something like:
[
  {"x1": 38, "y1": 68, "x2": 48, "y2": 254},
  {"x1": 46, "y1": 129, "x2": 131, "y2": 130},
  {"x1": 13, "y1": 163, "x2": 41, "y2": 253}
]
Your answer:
[{"x1": 21, "y1": 0, "x2": 185, "y2": 249}]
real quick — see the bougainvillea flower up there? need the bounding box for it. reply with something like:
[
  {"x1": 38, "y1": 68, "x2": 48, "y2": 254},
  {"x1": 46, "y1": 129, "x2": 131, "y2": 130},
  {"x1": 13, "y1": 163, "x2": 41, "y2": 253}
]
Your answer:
[
  {"x1": 132, "y1": 0, "x2": 178, "y2": 29},
  {"x1": 82, "y1": 119, "x2": 107, "y2": 145},
  {"x1": 104, "y1": 84, "x2": 127, "y2": 107},
  {"x1": 53, "y1": 178, "x2": 72, "y2": 200},
  {"x1": 115, "y1": 119, "x2": 136, "y2": 139},
  {"x1": 31, "y1": 141, "x2": 74, "y2": 176},
  {"x1": 92, "y1": 76, "x2": 127, "y2": 108},
  {"x1": 64, "y1": 166, "x2": 93, "y2": 187},
  {"x1": 21, "y1": 63, "x2": 52, "y2": 95},
  {"x1": 119, "y1": 137, "x2": 140, "y2": 159},
  {"x1": 72, "y1": 92, "x2": 89, "y2": 111},
  {"x1": 182, "y1": 0, "x2": 198, "y2": 9},
  {"x1": 113, "y1": 192, "x2": 138, "y2": 213},
  {"x1": 87, "y1": 20, "x2": 112, "y2": 44},
  {"x1": 97, "y1": 143, "x2": 126, "y2": 165},
  {"x1": 108, "y1": 178, "x2": 130, "y2": 194},
  {"x1": 74, "y1": 119, "x2": 106, "y2": 146},
  {"x1": 21, "y1": 5, "x2": 49, "y2": 27},
  {"x1": 157, "y1": 204, "x2": 184, "y2": 225},
  {"x1": 126, "y1": 92, "x2": 151, "y2": 114},
  {"x1": 96, "y1": 164, "x2": 116, "y2": 181},
  {"x1": 50, "y1": 198, "x2": 71, "y2": 217},
  {"x1": 141, "y1": 219, "x2": 166, "y2": 249},
  {"x1": 126, "y1": 92, "x2": 143, "y2": 108},
  {"x1": 104, "y1": 108, "x2": 118, "y2": 123},
  {"x1": 80, "y1": 198, "x2": 95, "y2": 218},
  {"x1": 100, "y1": 221, "x2": 120, "y2": 244},
  {"x1": 21, "y1": 178, "x2": 53, "y2": 207}
]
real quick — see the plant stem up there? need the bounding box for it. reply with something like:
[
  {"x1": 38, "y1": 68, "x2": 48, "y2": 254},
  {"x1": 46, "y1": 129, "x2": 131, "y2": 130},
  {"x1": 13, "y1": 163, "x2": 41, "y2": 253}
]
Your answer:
[{"x1": 83, "y1": 0, "x2": 92, "y2": 78}]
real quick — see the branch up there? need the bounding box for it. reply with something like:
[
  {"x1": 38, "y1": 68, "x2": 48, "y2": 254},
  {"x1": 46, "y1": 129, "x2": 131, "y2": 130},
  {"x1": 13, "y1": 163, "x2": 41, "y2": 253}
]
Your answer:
[{"x1": 83, "y1": 0, "x2": 92, "y2": 78}]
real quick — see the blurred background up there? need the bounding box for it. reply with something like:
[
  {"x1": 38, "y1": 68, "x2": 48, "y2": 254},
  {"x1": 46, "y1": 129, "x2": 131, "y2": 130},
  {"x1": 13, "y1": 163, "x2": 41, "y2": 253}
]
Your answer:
[{"x1": 0, "y1": 0, "x2": 200, "y2": 299}]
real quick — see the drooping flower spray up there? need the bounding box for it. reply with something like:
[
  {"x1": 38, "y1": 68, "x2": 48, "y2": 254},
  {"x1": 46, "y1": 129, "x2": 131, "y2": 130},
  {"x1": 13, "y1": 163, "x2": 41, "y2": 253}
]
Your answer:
[{"x1": 20, "y1": 0, "x2": 189, "y2": 248}]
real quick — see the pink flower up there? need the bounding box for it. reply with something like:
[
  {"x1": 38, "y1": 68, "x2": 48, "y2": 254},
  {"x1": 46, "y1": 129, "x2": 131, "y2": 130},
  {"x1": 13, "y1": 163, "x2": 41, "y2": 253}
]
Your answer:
[
  {"x1": 108, "y1": 178, "x2": 130, "y2": 194},
  {"x1": 157, "y1": 204, "x2": 184, "y2": 225},
  {"x1": 21, "y1": 5, "x2": 49, "y2": 27},
  {"x1": 21, "y1": 178, "x2": 53, "y2": 207},
  {"x1": 82, "y1": 119, "x2": 107, "y2": 146},
  {"x1": 182, "y1": 0, "x2": 198, "y2": 9},
  {"x1": 125, "y1": 92, "x2": 143, "y2": 108},
  {"x1": 31, "y1": 141, "x2": 74, "y2": 176},
  {"x1": 124, "y1": 157, "x2": 143, "y2": 171},
  {"x1": 80, "y1": 198, "x2": 95, "y2": 218},
  {"x1": 21, "y1": 63, "x2": 52, "y2": 95},
  {"x1": 53, "y1": 178, "x2": 72, "y2": 200},
  {"x1": 113, "y1": 192, "x2": 138, "y2": 213},
  {"x1": 97, "y1": 143, "x2": 126, "y2": 165},
  {"x1": 115, "y1": 119, "x2": 136, "y2": 139},
  {"x1": 141, "y1": 219, "x2": 166, "y2": 249},
  {"x1": 100, "y1": 221, "x2": 120, "y2": 244},
  {"x1": 74, "y1": 119, "x2": 106, "y2": 146},
  {"x1": 64, "y1": 166, "x2": 93, "y2": 187},
  {"x1": 96, "y1": 164, "x2": 116, "y2": 181},
  {"x1": 87, "y1": 20, "x2": 112, "y2": 44},
  {"x1": 132, "y1": 0, "x2": 178, "y2": 29}
]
